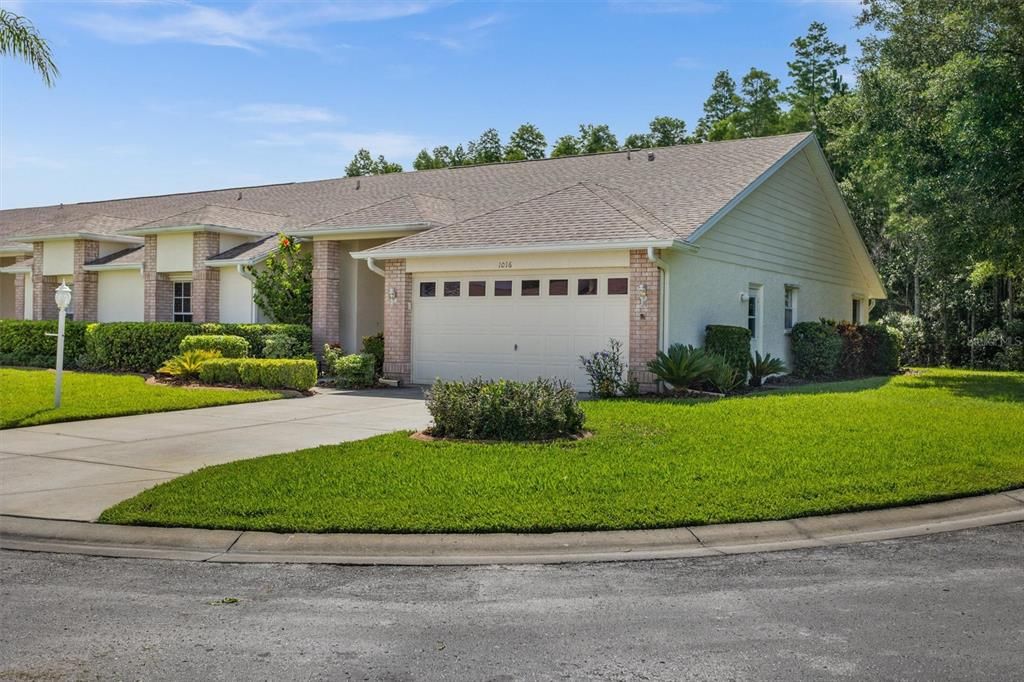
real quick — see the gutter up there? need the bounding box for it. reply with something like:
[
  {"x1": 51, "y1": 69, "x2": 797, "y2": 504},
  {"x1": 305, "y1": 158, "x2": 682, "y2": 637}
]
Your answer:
[
  {"x1": 296, "y1": 222, "x2": 432, "y2": 238},
  {"x1": 351, "y1": 239, "x2": 690, "y2": 261},
  {"x1": 647, "y1": 246, "x2": 670, "y2": 353},
  {"x1": 10, "y1": 232, "x2": 143, "y2": 245},
  {"x1": 365, "y1": 257, "x2": 385, "y2": 277},
  {"x1": 237, "y1": 264, "x2": 260, "y2": 323}
]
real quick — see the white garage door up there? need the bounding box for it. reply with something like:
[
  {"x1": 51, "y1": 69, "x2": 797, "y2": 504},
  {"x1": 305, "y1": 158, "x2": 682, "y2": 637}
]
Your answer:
[{"x1": 412, "y1": 271, "x2": 630, "y2": 390}]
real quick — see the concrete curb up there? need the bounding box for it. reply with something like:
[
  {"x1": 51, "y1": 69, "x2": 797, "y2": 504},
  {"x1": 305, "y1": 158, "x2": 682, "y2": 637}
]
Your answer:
[{"x1": 2, "y1": 490, "x2": 1022, "y2": 565}]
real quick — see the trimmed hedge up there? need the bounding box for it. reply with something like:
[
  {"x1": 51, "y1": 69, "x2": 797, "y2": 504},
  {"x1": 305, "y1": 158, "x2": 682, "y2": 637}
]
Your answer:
[
  {"x1": 199, "y1": 358, "x2": 317, "y2": 391},
  {"x1": 0, "y1": 320, "x2": 90, "y2": 368},
  {"x1": 426, "y1": 377, "x2": 585, "y2": 441},
  {"x1": 362, "y1": 333, "x2": 384, "y2": 376},
  {"x1": 180, "y1": 334, "x2": 250, "y2": 358},
  {"x1": 333, "y1": 353, "x2": 376, "y2": 389},
  {"x1": 790, "y1": 321, "x2": 843, "y2": 379},
  {"x1": 862, "y1": 324, "x2": 903, "y2": 375},
  {"x1": 704, "y1": 325, "x2": 752, "y2": 375}
]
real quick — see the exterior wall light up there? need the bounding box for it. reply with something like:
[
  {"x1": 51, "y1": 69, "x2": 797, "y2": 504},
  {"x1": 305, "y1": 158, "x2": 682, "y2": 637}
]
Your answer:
[
  {"x1": 637, "y1": 283, "x2": 648, "y2": 309},
  {"x1": 739, "y1": 291, "x2": 750, "y2": 303},
  {"x1": 387, "y1": 287, "x2": 398, "y2": 304}
]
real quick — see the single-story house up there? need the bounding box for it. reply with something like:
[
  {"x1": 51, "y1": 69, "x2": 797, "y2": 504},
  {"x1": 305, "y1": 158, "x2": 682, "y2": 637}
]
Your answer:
[{"x1": 0, "y1": 132, "x2": 885, "y2": 389}]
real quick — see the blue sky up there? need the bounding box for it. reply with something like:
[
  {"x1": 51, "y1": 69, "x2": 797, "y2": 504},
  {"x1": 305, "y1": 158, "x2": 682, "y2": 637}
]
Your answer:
[{"x1": 1, "y1": 0, "x2": 863, "y2": 209}]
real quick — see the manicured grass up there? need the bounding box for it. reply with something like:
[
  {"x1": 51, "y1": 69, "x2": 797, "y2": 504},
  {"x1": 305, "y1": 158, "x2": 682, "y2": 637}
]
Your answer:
[
  {"x1": 0, "y1": 368, "x2": 280, "y2": 429},
  {"x1": 99, "y1": 369, "x2": 1024, "y2": 533}
]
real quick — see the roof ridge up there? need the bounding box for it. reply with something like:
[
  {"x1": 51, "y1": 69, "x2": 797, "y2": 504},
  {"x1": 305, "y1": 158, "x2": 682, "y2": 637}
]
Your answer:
[
  {"x1": 201, "y1": 203, "x2": 290, "y2": 218},
  {"x1": 576, "y1": 182, "x2": 667, "y2": 241},
  {"x1": 307, "y1": 193, "x2": 422, "y2": 226},
  {"x1": 586, "y1": 181, "x2": 676, "y2": 238}
]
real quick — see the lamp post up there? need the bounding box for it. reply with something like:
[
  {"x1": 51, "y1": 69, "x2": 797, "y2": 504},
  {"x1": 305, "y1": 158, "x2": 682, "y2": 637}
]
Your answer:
[{"x1": 52, "y1": 280, "x2": 72, "y2": 408}]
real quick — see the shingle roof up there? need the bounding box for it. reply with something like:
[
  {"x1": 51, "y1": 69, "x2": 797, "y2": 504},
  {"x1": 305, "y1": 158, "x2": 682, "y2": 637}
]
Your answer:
[
  {"x1": 85, "y1": 246, "x2": 144, "y2": 267},
  {"x1": 205, "y1": 235, "x2": 279, "y2": 263},
  {"x1": 130, "y1": 204, "x2": 290, "y2": 233},
  {"x1": 0, "y1": 133, "x2": 812, "y2": 253}
]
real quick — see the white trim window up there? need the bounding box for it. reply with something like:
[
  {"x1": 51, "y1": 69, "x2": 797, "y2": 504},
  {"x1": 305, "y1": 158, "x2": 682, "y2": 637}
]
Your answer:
[
  {"x1": 852, "y1": 297, "x2": 863, "y2": 324},
  {"x1": 173, "y1": 281, "x2": 193, "y2": 322},
  {"x1": 747, "y1": 285, "x2": 762, "y2": 341},
  {"x1": 784, "y1": 286, "x2": 798, "y2": 331}
]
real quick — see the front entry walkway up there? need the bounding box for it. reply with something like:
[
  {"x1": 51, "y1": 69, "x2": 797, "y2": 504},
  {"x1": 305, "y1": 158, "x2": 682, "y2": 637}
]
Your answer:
[{"x1": 0, "y1": 389, "x2": 429, "y2": 521}]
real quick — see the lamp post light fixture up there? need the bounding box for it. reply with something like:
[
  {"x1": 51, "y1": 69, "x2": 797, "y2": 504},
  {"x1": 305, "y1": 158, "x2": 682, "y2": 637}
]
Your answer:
[{"x1": 52, "y1": 280, "x2": 72, "y2": 408}]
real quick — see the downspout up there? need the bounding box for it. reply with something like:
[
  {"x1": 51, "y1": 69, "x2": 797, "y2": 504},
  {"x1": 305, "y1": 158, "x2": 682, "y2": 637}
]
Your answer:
[
  {"x1": 366, "y1": 257, "x2": 385, "y2": 278},
  {"x1": 237, "y1": 262, "x2": 258, "y2": 323},
  {"x1": 647, "y1": 246, "x2": 669, "y2": 353}
]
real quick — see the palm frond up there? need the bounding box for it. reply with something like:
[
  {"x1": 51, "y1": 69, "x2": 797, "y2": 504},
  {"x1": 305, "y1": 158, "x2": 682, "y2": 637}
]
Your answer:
[{"x1": 0, "y1": 10, "x2": 59, "y2": 87}]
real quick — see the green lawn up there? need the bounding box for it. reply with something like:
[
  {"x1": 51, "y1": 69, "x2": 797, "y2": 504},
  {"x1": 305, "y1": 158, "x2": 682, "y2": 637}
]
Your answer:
[
  {"x1": 0, "y1": 368, "x2": 280, "y2": 429},
  {"x1": 99, "y1": 368, "x2": 1024, "y2": 533}
]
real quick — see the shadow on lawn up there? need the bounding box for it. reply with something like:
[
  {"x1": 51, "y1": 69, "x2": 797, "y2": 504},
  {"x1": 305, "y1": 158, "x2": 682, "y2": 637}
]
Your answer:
[{"x1": 901, "y1": 372, "x2": 1024, "y2": 403}]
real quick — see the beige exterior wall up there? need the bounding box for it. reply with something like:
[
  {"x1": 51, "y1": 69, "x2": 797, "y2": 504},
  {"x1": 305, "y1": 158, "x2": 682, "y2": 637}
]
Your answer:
[
  {"x1": 97, "y1": 269, "x2": 145, "y2": 322},
  {"x1": 340, "y1": 239, "x2": 387, "y2": 351},
  {"x1": 42, "y1": 240, "x2": 74, "y2": 276},
  {"x1": 0, "y1": 256, "x2": 14, "y2": 319},
  {"x1": 406, "y1": 249, "x2": 628, "y2": 274},
  {"x1": 24, "y1": 276, "x2": 33, "y2": 320},
  {"x1": 667, "y1": 148, "x2": 881, "y2": 365},
  {"x1": 218, "y1": 266, "x2": 256, "y2": 324},
  {"x1": 155, "y1": 232, "x2": 194, "y2": 272}
]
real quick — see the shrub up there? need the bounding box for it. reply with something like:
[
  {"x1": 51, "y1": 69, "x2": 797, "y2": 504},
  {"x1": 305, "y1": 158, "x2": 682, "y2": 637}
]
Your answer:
[
  {"x1": 426, "y1": 377, "x2": 585, "y2": 441},
  {"x1": 0, "y1": 320, "x2": 90, "y2": 368},
  {"x1": 705, "y1": 353, "x2": 745, "y2": 393},
  {"x1": 262, "y1": 333, "x2": 304, "y2": 359},
  {"x1": 579, "y1": 338, "x2": 627, "y2": 398},
  {"x1": 704, "y1": 325, "x2": 752, "y2": 375},
  {"x1": 158, "y1": 349, "x2": 221, "y2": 380},
  {"x1": 199, "y1": 358, "x2": 317, "y2": 391},
  {"x1": 836, "y1": 322, "x2": 866, "y2": 378},
  {"x1": 321, "y1": 343, "x2": 345, "y2": 375},
  {"x1": 333, "y1": 353, "x2": 376, "y2": 389},
  {"x1": 362, "y1": 333, "x2": 385, "y2": 376},
  {"x1": 879, "y1": 312, "x2": 926, "y2": 366},
  {"x1": 646, "y1": 344, "x2": 717, "y2": 392},
  {"x1": 199, "y1": 323, "x2": 310, "y2": 358},
  {"x1": 85, "y1": 322, "x2": 200, "y2": 372},
  {"x1": 748, "y1": 351, "x2": 786, "y2": 387},
  {"x1": 862, "y1": 324, "x2": 903, "y2": 375},
  {"x1": 180, "y1": 334, "x2": 249, "y2": 358},
  {"x1": 790, "y1": 321, "x2": 841, "y2": 379}
]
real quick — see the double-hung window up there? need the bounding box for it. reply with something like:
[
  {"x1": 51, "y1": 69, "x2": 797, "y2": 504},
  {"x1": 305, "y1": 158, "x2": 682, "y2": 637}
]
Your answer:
[
  {"x1": 784, "y1": 286, "x2": 797, "y2": 331},
  {"x1": 173, "y1": 281, "x2": 192, "y2": 322}
]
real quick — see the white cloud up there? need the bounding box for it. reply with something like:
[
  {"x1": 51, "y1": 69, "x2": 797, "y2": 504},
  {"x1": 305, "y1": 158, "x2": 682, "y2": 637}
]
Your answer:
[
  {"x1": 223, "y1": 103, "x2": 338, "y2": 124},
  {"x1": 248, "y1": 130, "x2": 429, "y2": 160},
  {"x1": 414, "y1": 12, "x2": 504, "y2": 51},
  {"x1": 72, "y1": 1, "x2": 446, "y2": 51}
]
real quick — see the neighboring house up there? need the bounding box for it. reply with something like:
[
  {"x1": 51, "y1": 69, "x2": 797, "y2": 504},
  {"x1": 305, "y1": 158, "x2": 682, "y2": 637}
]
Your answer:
[{"x1": 0, "y1": 133, "x2": 885, "y2": 389}]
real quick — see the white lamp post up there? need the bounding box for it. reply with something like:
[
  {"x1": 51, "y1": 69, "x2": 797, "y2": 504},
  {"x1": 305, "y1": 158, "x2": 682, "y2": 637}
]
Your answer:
[{"x1": 52, "y1": 280, "x2": 72, "y2": 408}]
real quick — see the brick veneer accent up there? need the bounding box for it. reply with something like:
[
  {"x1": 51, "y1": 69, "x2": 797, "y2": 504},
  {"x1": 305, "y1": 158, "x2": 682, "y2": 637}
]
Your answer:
[
  {"x1": 191, "y1": 231, "x2": 221, "y2": 323},
  {"x1": 312, "y1": 240, "x2": 342, "y2": 353},
  {"x1": 382, "y1": 258, "x2": 412, "y2": 383},
  {"x1": 629, "y1": 248, "x2": 662, "y2": 392},
  {"x1": 13, "y1": 254, "x2": 27, "y2": 319},
  {"x1": 31, "y1": 243, "x2": 59, "y2": 320},
  {"x1": 72, "y1": 239, "x2": 100, "y2": 321},
  {"x1": 143, "y1": 235, "x2": 173, "y2": 322}
]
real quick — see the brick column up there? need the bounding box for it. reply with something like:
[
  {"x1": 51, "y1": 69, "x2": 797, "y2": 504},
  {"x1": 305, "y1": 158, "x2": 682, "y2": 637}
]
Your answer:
[
  {"x1": 72, "y1": 239, "x2": 100, "y2": 321},
  {"x1": 191, "y1": 231, "x2": 221, "y2": 323},
  {"x1": 383, "y1": 258, "x2": 412, "y2": 384},
  {"x1": 13, "y1": 254, "x2": 28, "y2": 319},
  {"x1": 312, "y1": 240, "x2": 342, "y2": 354},
  {"x1": 629, "y1": 249, "x2": 661, "y2": 392},
  {"x1": 31, "y1": 243, "x2": 60, "y2": 320},
  {"x1": 143, "y1": 235, "x2": 172, "y2": 322}
]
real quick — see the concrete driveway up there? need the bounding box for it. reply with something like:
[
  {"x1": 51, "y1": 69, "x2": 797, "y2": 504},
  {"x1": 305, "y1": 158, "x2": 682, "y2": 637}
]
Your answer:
[{"x1": 0, "y1": 388, "x2": 429, "y2": 521}]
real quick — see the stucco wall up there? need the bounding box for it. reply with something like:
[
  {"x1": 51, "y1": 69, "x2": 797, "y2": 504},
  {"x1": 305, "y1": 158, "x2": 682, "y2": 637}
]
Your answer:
[
  {"x1": 218, "y1": 266, "x2": 256, "y2": 323},
  {"x1": 337, "y1": 239, "x2": 387, "y2": 351},
  {"x1": 24, "y1": 276, "x2": 33, "y2": 320},
  {"x1": 97, "y1": 269, "x2": 145, "y2": 322},
  {"x1": 42, "y1": 241, "x2": 74, "y2": 276},
  {"x1": 0, "y1": 273, "x2": 14, "y2": 319},
  {"x1": 156, "y1": 233, "x2": 194, "y2": 272}
]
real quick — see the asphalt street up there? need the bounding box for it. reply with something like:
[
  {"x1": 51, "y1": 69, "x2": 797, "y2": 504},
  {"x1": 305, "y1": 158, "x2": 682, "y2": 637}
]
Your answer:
[{"x1": 1, "y1": 523, "x2": 1021, "y2": 681}]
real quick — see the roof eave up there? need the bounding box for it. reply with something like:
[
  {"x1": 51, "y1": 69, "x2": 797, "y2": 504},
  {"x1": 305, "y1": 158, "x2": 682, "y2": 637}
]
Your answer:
[
  {"x1": 9, "y1": 232, "x2": 144, "y2": 245},
  {"x1": 204, "y1": 251, "x2": 273, "y2": 268},
  {"x1": 0, "y1": 244, "x2": 34, "y2": 254},
  {"x1": 351, "y1": 239, "x2": 688, "y2": 260},
  {"x1": 82, "y1": 263, "x2": 143, "y2": 272},
  {"x1": 297, "y1": 222, "x2": 433, "y2": 237},
  {"x1": 120, "y1": 224, "x2": 274, "y2": 238}
]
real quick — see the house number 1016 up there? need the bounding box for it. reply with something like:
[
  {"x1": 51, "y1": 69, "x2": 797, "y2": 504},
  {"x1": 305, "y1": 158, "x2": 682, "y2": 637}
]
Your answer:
[{"x1": 498, "y1": 260, "x2": 513, "y2": 269}]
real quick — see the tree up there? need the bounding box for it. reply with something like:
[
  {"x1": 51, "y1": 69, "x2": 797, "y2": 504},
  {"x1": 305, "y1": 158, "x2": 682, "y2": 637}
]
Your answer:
[
  {"x1": 622, "y1": 132, "x2": 653, "y2": 149},
  {"x1": 550, "y1": 134, "x2": 581, "y2": 158},
  {"x1": 786, "y1": 21, "x2": 850, "y2": 133},
  {"x1": 467, "y1": 128, "x2": 503, "y2": 164},
  {"x1": 577, "y1": 123, "x2": 618, "y2": 154},
  {"x1": 413, "y1": 149, "x2": 441, "y2": 171},
  {"x1": 248, "y1": 235, "x2": 312, "y2": 326},
  {"x1": 648, "y1": 116, "x2": 689, "y2": 146},
  {"x1": 737, "y1": 67, "x2": 783, "y2": 138},
  {"x1": 432, "y1": 144, "x2": 468, "y2": 168},
  {"x1": 345, "y1": 149, "x2": 403, "y2": 177},
  {"x1": 506, "y1": 123, "x2": 547, "y2": 160},
  {"x1": 0, "y1": 9, "x2": 58, "y2": 87},
  {"x1": 695, "y1": 70, "x2": 741, "y2": 140}
]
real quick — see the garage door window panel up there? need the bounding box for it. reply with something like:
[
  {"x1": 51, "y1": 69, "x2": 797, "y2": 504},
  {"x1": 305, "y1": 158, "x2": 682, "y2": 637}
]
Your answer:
[
  {"x1": 469, "y1": 281, "x2": 486, "y2": 297},
  {"x1": 495, "y1": 280, "x2": 513, "y2": 297},
  {"x1": 522, "y1": 280, "x2": 540, "y2": 296},
  {"x1": 444, "y1": 281, "x2": 461, "y2": 297},
  {"x1": 420, "y1": 282, "x2": 436, "y2": 297},
  {"x1": 607, "y1": 277, "x2": 628, "y2": 295},
  {"x1": 578, "y1": 278, "x2": 598, "y2": 296},
  {"x1": 549, "y1": 279, "x2": 568, "y2": 296}
]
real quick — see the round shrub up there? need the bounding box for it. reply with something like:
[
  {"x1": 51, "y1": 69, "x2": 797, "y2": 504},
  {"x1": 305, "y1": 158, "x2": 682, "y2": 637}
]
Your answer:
[
  {"x1": 333, "y1": 353, "x2": 376, "y2": 389},
  {"x1": 426, "y1": 377, "x2": 585, "y2": 441},
  {"x1": 861, "y1": 323, "x2": 903, "y2": 375},
  {"x1": 790, "y1": 321, "x2": 841, "y2": 379},
  {"x1": 179, "y1": 334, "x2": 249, "y2": 358},
  {"x1": 704, "y1": 325, "x2": 752, "y2": 375}
]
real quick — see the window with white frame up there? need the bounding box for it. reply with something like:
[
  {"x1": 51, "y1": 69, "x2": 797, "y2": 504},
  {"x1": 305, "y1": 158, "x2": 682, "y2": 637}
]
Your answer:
[
  {"x1": 852, "y1": 297, "x2": 863, "y2": 324},
  {"x1": 173, "y1": 281, "x2": 192, "y2": 322},
  {"x1": 747, "y1": 286, "x2": 760, "y2": 339},
  {"x1": 784, "y1": 286, "x2": 798, "y2": 330}
]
